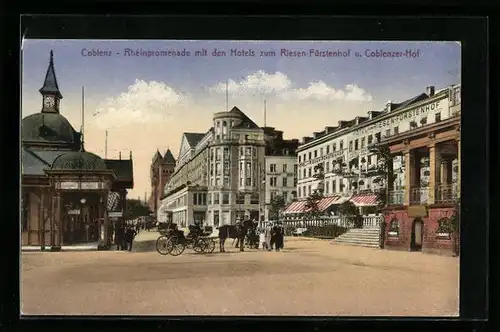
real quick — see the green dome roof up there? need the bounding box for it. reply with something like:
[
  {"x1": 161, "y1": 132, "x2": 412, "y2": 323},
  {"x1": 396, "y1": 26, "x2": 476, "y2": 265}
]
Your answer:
[
  {"x1": 52, "y1": 151, "x2": 107, "y2": 171},
  {"x1": 22, "y1": 113, "x2": 77, "y2": 145}
]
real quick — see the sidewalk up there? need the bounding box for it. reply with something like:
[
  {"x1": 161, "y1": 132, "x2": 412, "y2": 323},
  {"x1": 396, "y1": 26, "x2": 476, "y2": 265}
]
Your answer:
[{"x1": 22, "y1": 242, "x2": 99, "y2": 252}]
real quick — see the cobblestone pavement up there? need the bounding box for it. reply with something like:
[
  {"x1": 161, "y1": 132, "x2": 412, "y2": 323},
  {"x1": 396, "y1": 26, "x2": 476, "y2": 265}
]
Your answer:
[{"x1": 21, "y1": 231, "x2": 459, "y2": 316}]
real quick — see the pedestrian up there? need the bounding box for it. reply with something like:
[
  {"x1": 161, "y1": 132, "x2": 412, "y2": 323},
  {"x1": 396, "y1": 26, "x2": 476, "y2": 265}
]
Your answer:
[
  {"x1": 266, "y1": 223, "x2": 273, "y2": 251},
  {"x1": 116, "y1": 221, "x2": 125, "y2": 250},
  {"x1": 274, "y1": 222, "x2": 284, "y2": 251},
  {"x1": 124, "y1": 227, "x2": 138, "y2": 252},
  {"x1": 259, "y1": 228, "x2": 266, "y2": 250}
]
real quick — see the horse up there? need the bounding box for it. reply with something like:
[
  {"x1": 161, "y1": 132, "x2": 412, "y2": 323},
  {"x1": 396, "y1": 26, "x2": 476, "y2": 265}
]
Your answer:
[{"x1": 218, "y1": 219, "x2": 255, "y2": 252}]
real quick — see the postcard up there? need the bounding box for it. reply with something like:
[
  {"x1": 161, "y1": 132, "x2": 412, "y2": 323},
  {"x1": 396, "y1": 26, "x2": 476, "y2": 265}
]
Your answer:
[{"x1": 21, "y1": 39, "x2": 461, "y2": 316}]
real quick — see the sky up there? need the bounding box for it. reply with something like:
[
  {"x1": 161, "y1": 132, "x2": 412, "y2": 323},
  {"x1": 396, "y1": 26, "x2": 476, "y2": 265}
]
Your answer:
[{"x1": 21, "y1": 40, "x2": 461, "y2": 200}]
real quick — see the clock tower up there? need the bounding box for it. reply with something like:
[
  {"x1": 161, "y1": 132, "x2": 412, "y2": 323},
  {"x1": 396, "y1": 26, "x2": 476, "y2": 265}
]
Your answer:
[{"x1": 40, "y1": 50, "x2": 63, "y2": 114}]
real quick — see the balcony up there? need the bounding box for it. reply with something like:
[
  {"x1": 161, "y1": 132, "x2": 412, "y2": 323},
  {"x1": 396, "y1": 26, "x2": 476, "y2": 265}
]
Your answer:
[
  {"x1": 388, "y1": 190, "x2": 405, "y2": 205},
  {"x1": 388, "y1": 184, "x2": 459, "y2": 206}
]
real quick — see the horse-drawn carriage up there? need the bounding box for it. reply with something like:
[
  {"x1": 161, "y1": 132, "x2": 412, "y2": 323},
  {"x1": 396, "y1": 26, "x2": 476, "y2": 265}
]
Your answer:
[{"x1": 156, "y1": 223, "x2": 216, "y2": 256}]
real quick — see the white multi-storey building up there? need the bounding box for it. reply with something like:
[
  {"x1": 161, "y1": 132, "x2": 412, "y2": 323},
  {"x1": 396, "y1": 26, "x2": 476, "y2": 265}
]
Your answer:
[
  {"x1": 289, "y1": 84, "x2": 461, "y2": 215},
  {"x1": 159, "y1": 107, "x2": 299, "y2": 227},
  {"x1": 262, "y1": 127, "x2": 299, "y2": 220}
]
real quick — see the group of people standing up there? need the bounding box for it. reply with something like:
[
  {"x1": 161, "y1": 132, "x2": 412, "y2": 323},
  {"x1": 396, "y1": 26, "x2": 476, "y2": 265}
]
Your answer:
[
  {"x1": 113, "y1": 221, "x2": 138, "y2": 251},
  {"x1": 259, "y1": 222, "x2": 284, "y2": 251}
]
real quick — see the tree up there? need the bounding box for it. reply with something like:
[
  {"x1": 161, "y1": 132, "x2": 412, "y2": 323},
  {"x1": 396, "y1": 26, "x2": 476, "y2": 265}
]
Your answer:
[
  {"x1": 268, "y1": 194, "x2": 286, "y2": 220},
  {"x1": 368, "y1": 144, "x2": 395, "y2": 209},
  {"x1": 338, "y1": 200, "x2": 363, "y2": 228},
  {"x1": 304, "y1": 189, "x2": 323, "y2": 221},
  {"x1": 125, "y1": 199, "x2": 150, "y2": 220}
]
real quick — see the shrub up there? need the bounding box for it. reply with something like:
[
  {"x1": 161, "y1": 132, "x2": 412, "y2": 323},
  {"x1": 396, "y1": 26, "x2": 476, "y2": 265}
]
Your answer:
[{"x1": 303, "y1": 225, "x2": 348, "y2": 238}]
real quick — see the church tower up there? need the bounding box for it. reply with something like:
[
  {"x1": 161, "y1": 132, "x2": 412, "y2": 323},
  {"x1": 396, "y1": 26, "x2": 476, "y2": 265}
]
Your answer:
[{"x1": 40, "y1": 50, "x2": 63, "y2": 114}]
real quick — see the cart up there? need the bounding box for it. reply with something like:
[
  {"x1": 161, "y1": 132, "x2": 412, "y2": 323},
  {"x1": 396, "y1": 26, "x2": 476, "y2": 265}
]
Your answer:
[{"x1": 156, "y1": 224, "x2": 216, "y2": 256}]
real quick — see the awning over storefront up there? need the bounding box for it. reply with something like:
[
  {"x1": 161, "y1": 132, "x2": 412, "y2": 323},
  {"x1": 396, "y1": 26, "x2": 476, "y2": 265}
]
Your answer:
[
  {"x1": 349, "y1": 193, "x2": 379, "y2": 207},
  {"x1": 283, "y1": 195, "x2": 345, "y2": 214}
]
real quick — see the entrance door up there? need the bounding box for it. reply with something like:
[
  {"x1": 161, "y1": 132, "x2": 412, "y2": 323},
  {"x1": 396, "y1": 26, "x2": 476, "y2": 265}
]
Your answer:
[{"x1": 411, "y1": 218, "x2": 424, "y2": 251}]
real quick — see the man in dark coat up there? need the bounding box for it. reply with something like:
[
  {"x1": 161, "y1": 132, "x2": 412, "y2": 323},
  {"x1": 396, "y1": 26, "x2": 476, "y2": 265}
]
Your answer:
[
  {"x1": 124, "y1": 227, "x2": 138, "y2": 252},
  {"x1": 271, "y1": 223, "x2": 284, "y2": 251},
  {"x1": 115, "y1": 221, "x2": 125, "y2": 250}
]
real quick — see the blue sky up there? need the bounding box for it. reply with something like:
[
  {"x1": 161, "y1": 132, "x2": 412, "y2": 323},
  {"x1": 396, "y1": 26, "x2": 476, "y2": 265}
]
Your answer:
[{"x1": 22, "y1": 39, "x2": 461, "y2": 198}]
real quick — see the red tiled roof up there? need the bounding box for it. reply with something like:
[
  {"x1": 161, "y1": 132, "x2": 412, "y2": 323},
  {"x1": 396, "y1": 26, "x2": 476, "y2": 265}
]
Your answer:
[
  {"x1": 349, "y1": 193, "x2": 379, "y2": 207},
  {"x1": 283, "y1": 195, "x2": 344, "y2": 214}
]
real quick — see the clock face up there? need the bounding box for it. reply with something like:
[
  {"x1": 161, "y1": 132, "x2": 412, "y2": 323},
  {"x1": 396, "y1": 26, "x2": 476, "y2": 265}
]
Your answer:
[{"x1": 44, "y1": 96, "x2": 55, "y2": 108}]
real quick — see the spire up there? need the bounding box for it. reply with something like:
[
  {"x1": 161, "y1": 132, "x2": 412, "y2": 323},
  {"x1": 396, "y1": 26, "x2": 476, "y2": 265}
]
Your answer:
[{"x1": 39, "y1": 50, "x2": 63, "y2": 99}]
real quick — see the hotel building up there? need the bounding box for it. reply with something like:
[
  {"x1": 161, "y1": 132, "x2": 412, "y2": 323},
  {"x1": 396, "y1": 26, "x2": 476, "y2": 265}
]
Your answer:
[
  {"x1": 159, "y1": 107, "x2": 299, "y2": 227},
  {"x1": 285, "y1": 84, "x2": 461, "y2": 254}
]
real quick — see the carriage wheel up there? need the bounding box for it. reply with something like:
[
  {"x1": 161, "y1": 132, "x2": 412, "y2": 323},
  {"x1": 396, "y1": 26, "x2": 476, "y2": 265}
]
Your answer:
[
  {"x1": 167, "y1": 236, "x2": 185, "y2": 256},
  {"x1": 203, "y1": 238, "x2": 215, "y2": 254},
  {"x1": 193, "y1": 238, "x2": 205, "y2": 253},
  {"x1": 156, "y1": 235, "x2": 170, "y2": 255}
]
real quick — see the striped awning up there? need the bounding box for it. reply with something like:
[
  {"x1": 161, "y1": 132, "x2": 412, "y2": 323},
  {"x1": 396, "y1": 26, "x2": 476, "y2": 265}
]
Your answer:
[
  {"x1": 283, "y1": 195, "x2": 344, "y2": 214},
  {"x1": 349, "y1": 193, "x2": 379, "y2": 207}
]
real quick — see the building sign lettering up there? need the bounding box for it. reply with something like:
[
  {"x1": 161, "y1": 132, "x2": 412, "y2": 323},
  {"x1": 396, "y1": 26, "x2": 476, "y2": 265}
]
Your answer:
[
  {"x1": 60, "y1": 182, "x2": 79, "y2": 189},
  {"x1": 299, "y1": 150, "x2": 345, "y2": 167},
  {"x1": 352, "y1": 99, "x2": 445, "y2": 136},
  {"x1": 80, "y1": 182, "x2": 101, "y2": 190}
]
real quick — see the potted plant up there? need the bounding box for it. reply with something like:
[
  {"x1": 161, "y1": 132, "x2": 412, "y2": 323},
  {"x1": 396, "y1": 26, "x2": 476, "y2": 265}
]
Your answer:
[
  {"x1": 361, "y1": 157, "x2": 366, "y2": 164},
  {"x1": 420, "y1": 117, "x2": 427, "y2": 125},
  {"x1": 410, "y1": 120, "x2": 417, "y2": 128}
]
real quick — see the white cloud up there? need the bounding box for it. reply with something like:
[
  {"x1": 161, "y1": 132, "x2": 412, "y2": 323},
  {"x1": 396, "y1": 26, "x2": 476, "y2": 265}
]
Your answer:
[
  {"x1": 209, "y1": 71, "x2": 372, "y2": 102},
  {"x1": 91, "y1": 79, "x2": 188, "y2": 129}
]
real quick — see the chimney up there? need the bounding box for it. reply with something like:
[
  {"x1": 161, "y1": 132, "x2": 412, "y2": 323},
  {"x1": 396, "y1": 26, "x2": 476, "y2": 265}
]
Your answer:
[
  {"x1": 386, "y1": 100, "x2": 393, "y2": 112},
  {"x1": 426, "y1": 85, "x2": 435, "y2": 96},
  {"x1": 325, "y1": 126, "x2": 336, "y2": 134}
]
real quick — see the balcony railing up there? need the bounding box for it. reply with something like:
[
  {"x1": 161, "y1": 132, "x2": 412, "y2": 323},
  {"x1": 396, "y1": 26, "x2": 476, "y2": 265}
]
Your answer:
[
  {"x1": 388, "y1": 190, "x2": 405, "y2": 205},
  {"x1": 434, "y1": 184, "x2": 459, "y2": 204},
  {"x1": 388, "y1": 184, "x2": 459, "y2": 205}
]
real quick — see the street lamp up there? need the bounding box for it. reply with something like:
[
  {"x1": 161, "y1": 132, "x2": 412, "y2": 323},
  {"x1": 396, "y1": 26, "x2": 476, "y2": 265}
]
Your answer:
[{"x1": 80, "y1": 198, "x2": 87, "y2": 204}]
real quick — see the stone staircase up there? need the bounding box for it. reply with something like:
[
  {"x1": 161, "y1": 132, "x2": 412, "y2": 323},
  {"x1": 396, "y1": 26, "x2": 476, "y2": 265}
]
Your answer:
[{"x1": 330, "y1": 227, "x2": 380, "y2": 248}]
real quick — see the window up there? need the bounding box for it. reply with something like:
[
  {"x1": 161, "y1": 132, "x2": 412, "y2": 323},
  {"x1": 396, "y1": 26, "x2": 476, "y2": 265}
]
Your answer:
[
  {"x1": 361, "y1": 137, "x2": 365, "y2": 149},
  {"x1": 385, "y1": 129, "x2": 391, "y2": 137},
  {"x1": 339, "y1": 141, "x2": 344, "y2": 150},
  {"x1": 332, "y1": 180, "x2": 336, "y2": 193},
  {"x1": 246, "y1": 147, "x2": 252, "y2": 155},
  {"x1": 308, "y1": 168, "x2": 312, "y2": 177},
  {"x1": 308, "y1": 185, "x2": 311, "y2": 196},
  {"x1": 326, "y1": 145, "x2": 330, "y2": 154},
  {"x1": 325, "y1": 181, "x2": 329, "y2": 194},
  {"x1": 325, "y1": 162, "x2": 330, "y2": 173},
  {"x1": 215, "y1": 178, "x2": 220, "y2": 186},
  {"x1": 282, "y1": 192, "x2": 288, "y2": 202},
  {"x1": 293, "y1": 177, "x2": 297, "y2": 187},
  {"x1": 314, "y1": 150, "x2": 317, "y2": 158},
  {"x1": 270, "y1": 191, "x2": 276, "y2": 201},
  {"x1": 453, "y1": 87, "x2": 461, "y2": 105},
  {"x1": 393, "y1": 126, "x2": 399, "y2": 135},
  {"x1": 282, "y1": 177, "x2": 288, "y2": 187},
  {"x1": 308, "y1": 152, "x2": 312, "y2": 160},
  {"x1": 354, "y1": 139, "x2": 359, "y2": 150},
  {"x1": 270, "y1": 164, "x2": 277, "y2": 172},
  {"x1": 223, "y1": 177, "x2": 230, "y2": 185},
  {"x1": 236, "y1": 193, "x2": 245, "y2": 204},
  {"x1": 375, "y1": 132, "x2": 381, "y2": 142},
  {"x1": 245, "y1": 177, "x2": 252, "y2": 186},
  {"x1": 215, "y1": 162, "x2": 221, "y2": 176},
  {"x1": 193, "y1": 193, "x2": 198, "y2": 205},
  {"x1": 320, "y1": 148, "x2": 324, "y2": 156},
  {"x1": 299, "y1": 155, "x2": 302, "y2": 163},
  {"x1": 349, "y1": 141, "x2": 353, "y2": 152},
  {"x1": 270, "y1": 177, "x2": 277, "y2": 187},
  {"x1": 283, "y1": 164, "x2": 288, "y2": 172},
  {"x1": 222, "y1": 194, "x2": 229, "y2": 204},
  {"x1": 303, "y1": 169, "x2": 306, "y2": 178},
  {"x1": 294, "y1": 164, "x2": 298, "y2": 174},
  {"x1": 298, "y1": 187, "x2": 302, "y2": 198},
  {"x1": 216, "y1": 148, "x2": 221, "y2": 160},
  {"x1": 207, "y1": 193, "x2": 212, "y2": 205},
  {"x1": 435, "y1": 112, "x2": 441, "y2": 122},
  {"x1": 333, "y1": 143, "x2": 336, "y2": 151},
  {"x1": 214, "y1": 193, "x2": 220, "y2": 204}
]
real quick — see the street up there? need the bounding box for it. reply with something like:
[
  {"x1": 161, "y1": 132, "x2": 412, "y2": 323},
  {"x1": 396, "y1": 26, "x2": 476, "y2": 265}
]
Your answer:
[{"x1": 21, "y1": 232, "x2": 459, "y2": 316}]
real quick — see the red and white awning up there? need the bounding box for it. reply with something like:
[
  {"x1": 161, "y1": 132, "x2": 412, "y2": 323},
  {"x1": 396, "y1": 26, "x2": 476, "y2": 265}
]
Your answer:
[
  {"x1": 283, "y1": 195, "x2": 345, "y2": 214},
  {"x1": 349, "y1": 193, "x2": 379, "y2": 207}
]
